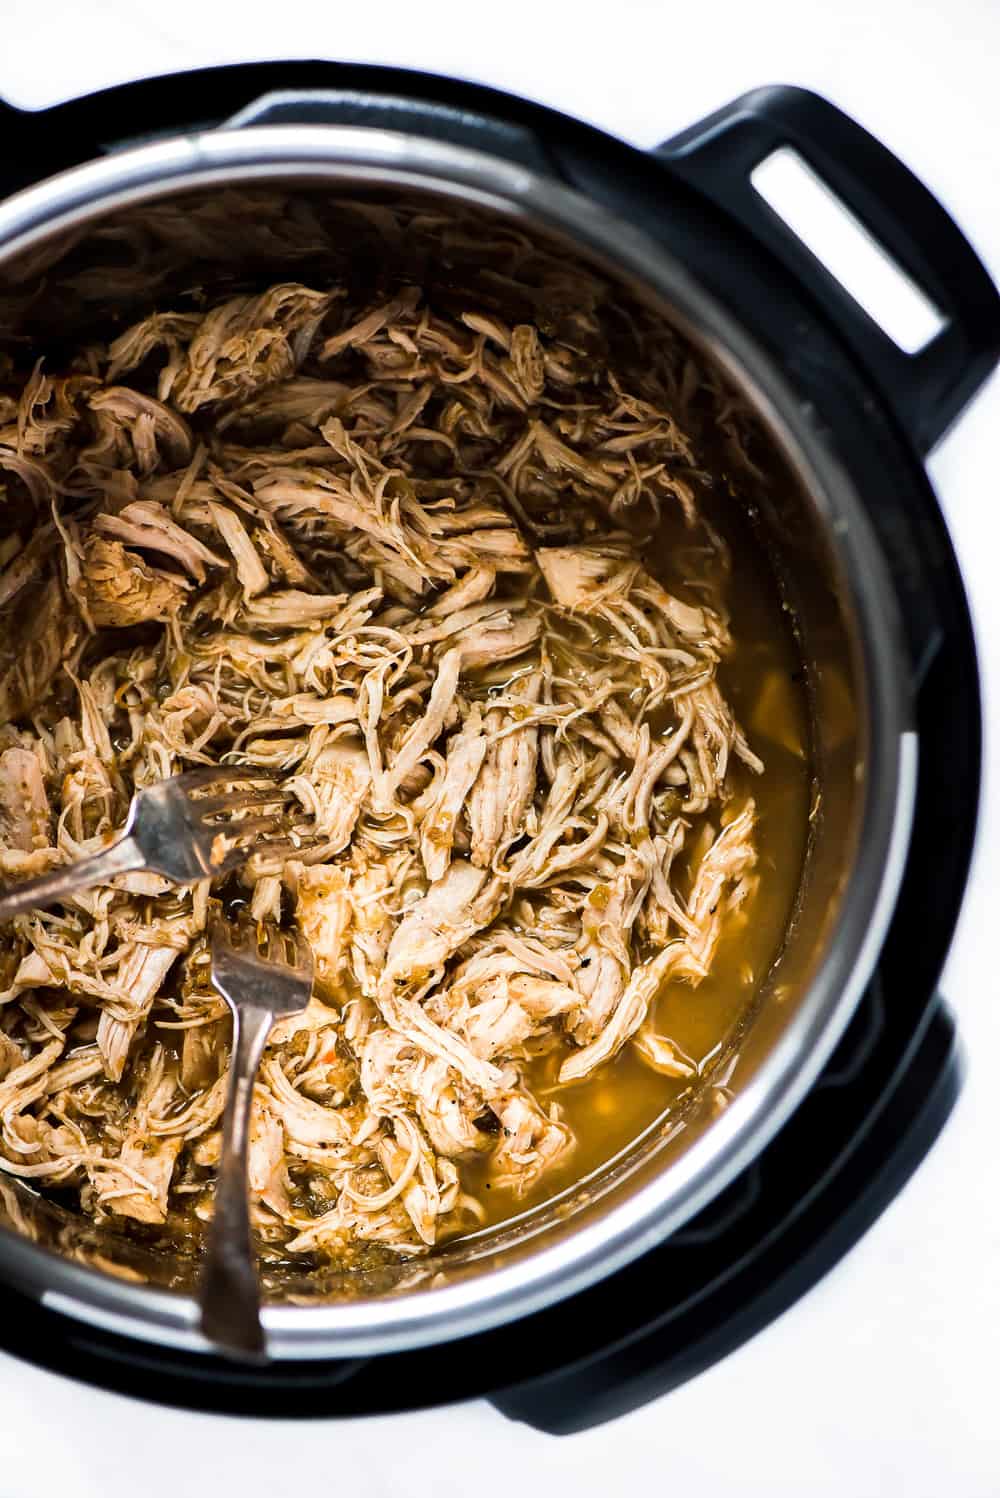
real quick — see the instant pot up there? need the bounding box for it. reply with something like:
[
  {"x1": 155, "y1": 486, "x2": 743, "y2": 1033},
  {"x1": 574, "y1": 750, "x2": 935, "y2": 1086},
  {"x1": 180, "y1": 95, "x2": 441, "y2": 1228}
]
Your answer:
[{"x1": 0, "y1": 62, "x2": 995, "y2": 1430}]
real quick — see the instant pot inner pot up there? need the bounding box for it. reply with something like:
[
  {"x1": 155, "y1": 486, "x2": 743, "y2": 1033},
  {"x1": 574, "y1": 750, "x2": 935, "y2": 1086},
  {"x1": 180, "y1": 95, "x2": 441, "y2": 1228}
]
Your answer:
[{"x1": 0, "y1": 179, "x2": 864, "y2": 1304}]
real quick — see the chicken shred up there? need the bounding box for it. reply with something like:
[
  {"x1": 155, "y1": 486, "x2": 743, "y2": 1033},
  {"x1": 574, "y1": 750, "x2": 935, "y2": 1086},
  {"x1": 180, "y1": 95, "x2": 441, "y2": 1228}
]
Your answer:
[{"x1": 0, "y1": 263, "x2": 762, "y2": 1262}]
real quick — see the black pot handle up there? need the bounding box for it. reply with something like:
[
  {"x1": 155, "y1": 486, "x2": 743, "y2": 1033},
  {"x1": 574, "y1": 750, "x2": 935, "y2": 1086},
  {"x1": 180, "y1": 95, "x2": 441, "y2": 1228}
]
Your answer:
[
  {"x1": 658, "y1": 85, "x2": 1000, "y2": 456},
  {"x1": 0, "y1": 64, "x2": 559, "y2": 191}
]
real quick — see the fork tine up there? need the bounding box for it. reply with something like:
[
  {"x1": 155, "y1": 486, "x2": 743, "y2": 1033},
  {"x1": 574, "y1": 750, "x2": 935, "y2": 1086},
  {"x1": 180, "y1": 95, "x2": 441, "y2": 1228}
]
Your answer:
[
  {"x1": 247, "y1": 921, "x2": 314, "y2": 980},
  {"x1": 259, "y1": 923, "x2": 287, "y2": 966},
  {"x1": 210, "y1": 914, "x2": 234, "y2": 952},
  {"x1": 289, "y1": 927, "x2": 315, "y2": 978},
  {"x1": 194, "y1": 788, "x2": 290, "y2": 819},
  {"x1": 246, "y1": 831, "x2": 325, "y2": 857},
  {"x1": 213, "y1": 826, "x2": 297, "y2": 877},
  {"x1": 241, "y1": 838, "x2": 326, "y2": 879},
  {"x1": 175, "y1": 765, "x2": 276, "y2": 792},
  {"x1": 210, "y1": 912, "x2": 253, "y2": 956},
  {"x1": 210, "y1": 814, "x2": 290, "y2": 844}
]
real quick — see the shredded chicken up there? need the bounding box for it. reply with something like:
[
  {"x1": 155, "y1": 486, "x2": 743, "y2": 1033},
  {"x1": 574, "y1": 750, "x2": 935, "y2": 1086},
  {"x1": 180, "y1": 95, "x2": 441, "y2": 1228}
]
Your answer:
[{"x1": 0, "y1": 260, "x2": 762, "y2": 1263}]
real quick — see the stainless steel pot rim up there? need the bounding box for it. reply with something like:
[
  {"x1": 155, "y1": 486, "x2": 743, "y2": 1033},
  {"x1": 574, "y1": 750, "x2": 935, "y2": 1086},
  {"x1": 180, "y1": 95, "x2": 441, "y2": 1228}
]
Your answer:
[{"x1": 0, "y1": 122, "x2": 916, "y2": 1359}]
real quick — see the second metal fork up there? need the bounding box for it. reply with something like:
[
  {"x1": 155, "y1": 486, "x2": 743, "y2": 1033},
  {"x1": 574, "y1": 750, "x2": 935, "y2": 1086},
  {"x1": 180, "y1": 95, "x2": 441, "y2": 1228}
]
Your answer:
[{"x1": 198, "y1": 915, "x2": 314, "y2": 1360}]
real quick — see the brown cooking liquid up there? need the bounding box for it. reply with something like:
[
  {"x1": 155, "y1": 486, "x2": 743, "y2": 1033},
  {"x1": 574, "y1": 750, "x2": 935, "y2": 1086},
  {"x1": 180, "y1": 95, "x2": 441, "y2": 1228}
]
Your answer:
[{"x1": 461, "y1": 508, "x2": 812, "y2": 1235}]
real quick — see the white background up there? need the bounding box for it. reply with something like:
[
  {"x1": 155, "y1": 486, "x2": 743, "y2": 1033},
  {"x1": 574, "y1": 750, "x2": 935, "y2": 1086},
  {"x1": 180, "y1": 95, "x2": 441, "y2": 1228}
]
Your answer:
[{"x1": 1, "y1": 2, "x2": 998, "y2": 1492}]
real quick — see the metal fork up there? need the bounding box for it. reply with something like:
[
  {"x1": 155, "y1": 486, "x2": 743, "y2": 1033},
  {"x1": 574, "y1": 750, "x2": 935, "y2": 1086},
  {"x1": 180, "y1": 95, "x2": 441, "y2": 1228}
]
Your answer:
[
  {"x1": 0, "y1": 766, "x2": 291, "y2": 921},
  {"x1": 198, "y1": 915, "x2": 314, "y2": 1360}
]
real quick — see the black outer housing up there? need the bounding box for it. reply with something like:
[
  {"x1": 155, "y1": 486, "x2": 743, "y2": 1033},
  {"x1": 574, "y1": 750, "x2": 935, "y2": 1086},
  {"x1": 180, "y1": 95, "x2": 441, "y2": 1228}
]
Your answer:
[{"x1": 0, "y1": 64, "x2": 993, "y2": 1429}]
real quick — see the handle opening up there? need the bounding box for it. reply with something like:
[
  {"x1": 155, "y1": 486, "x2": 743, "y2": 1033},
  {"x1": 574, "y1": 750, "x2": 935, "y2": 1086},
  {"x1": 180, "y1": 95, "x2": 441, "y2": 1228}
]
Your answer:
[
  {"x1": 750, "y1": 146, "x2": 946, "y2": 355},
  {"x1": 659, "y1": 85, "x2": 1000, "y2": 454}
]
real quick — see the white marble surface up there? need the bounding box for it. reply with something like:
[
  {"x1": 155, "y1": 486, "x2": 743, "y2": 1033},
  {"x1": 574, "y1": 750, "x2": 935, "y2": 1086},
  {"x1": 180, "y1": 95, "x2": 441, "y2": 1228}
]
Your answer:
[{"x1": 1, "y1": 3, "x2": 998, "y2": 1492}]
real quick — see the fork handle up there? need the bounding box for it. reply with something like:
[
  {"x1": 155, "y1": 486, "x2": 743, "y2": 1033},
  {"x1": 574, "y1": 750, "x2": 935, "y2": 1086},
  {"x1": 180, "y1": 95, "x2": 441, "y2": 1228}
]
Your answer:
[
  {"x1": 0, "y1": 834, "x2": 144, "y2": 922},
  {"x1": 198, "y1": 1001, "x2": 273, "y2": 1361}
]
